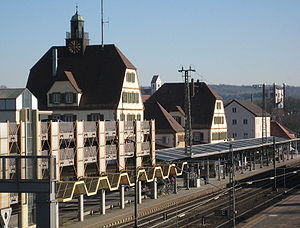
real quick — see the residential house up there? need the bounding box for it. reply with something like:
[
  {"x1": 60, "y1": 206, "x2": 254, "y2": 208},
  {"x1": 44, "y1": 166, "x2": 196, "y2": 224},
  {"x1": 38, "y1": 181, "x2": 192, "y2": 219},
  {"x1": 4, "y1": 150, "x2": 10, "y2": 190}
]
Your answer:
[
  {"x1": 225, "y1": 100, "x2": 271, "y2": 140},
  {"x1": 0, "y1": 88, "x2": 38, "y2": 122},
  {"x1": 26, "y1": 10, "x2": 143, "y2": 122},
  {"x1": 144, "y1": 102, "x2": 185, "y2": 148},
  {"x1": 146, "y1": 80, "x2": 228, "y2": 144},
  {"x1": 271, "y1": 121, "x2": 296, "y2": 139}
]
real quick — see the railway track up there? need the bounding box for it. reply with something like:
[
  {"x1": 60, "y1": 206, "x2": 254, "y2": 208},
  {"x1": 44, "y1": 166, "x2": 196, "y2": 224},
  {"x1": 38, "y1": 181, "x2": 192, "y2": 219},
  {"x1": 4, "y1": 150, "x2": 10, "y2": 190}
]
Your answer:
[{"x1": 115, "y1": 165, "x2": 300, "y2": 228}]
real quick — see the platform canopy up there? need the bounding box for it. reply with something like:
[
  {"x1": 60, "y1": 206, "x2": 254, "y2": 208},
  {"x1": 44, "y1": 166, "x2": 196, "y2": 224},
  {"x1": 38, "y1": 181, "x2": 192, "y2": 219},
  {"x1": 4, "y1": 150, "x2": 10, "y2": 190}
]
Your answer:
[{"x1": 156, "y1": 137, "x2": 296, "y2": 162}]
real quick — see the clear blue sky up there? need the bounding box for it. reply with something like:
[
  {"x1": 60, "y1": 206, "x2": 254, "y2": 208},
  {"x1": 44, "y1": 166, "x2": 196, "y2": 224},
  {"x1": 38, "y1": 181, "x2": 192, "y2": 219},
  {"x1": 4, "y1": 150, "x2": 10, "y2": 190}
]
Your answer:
[{"x1": 0, "y1": 0, "x2": 299, "y2": 88}]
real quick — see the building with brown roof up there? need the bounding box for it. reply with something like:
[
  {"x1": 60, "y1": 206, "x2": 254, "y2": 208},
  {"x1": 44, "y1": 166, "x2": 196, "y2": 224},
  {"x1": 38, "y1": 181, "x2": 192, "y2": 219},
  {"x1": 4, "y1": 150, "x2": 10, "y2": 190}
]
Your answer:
[
  {"x1": 26, "y1": 10, "x2": 143, "y2": 122},
  {"x1": 271, "y1": 121, "x2": 296, "y2": 139},
  {"x1": 225, "y1": 100, "x2": 271, "y2": 140},
  {"x1": 144, "y1": 102, "x2": 185, "y2": 148},
  {"x1": 146, "y1": 80, "x2": 228, "y2": 144}
]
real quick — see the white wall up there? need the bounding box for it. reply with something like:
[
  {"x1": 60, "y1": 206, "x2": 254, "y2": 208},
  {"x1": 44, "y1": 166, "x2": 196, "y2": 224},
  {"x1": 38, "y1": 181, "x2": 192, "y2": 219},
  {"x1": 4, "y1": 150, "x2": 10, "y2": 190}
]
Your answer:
[
  {"x1": 47, "y1": 81, "x2": 81, "y2": 107},
  {"x1": 117, "y1": 69, "x2": 144, "y2": 120},
  {"x1": 225, "y1": 101, "x2": 270, "y2": 140}
]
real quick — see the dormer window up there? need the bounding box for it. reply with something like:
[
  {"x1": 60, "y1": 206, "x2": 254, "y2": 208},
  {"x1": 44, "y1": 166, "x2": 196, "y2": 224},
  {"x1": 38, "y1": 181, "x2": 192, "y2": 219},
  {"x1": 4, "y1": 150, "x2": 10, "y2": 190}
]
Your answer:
[
  {"x1": 65, "y1": 92, "x2": 74, "y2": 104},
  {"x1": 53, "y1": 93, "x2": 61, "y2": 104}
]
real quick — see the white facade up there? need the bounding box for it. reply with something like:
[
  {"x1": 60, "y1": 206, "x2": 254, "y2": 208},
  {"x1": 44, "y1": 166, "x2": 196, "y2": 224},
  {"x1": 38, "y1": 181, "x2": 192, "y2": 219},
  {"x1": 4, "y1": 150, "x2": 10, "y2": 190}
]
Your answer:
[
  {"x1": 225, "y1": 101, "x2": 270, "y2": 140},
  {"x1": 46, "y1": 69, "x2": 144, "y2": 122},
  {"x1": 191, "y1": 100, "x2": 228, "y2": 144},
  {"x1": 117, "y1": 69, "x2": 144, "y2": 121},
  {"x1": 0, "y1": 89, "x2": 38, "y2": 122}
]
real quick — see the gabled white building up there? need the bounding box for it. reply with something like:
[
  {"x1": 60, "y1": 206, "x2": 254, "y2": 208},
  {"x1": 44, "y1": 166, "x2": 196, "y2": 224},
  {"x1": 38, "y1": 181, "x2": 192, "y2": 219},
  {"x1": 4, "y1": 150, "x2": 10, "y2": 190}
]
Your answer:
[
  {"x1": 151, "y1": 75, "x2": 162, "y2": 94},
  {"x1": 225, "y1": 100, "x2": 270, "y2": 140},
  {"x1": 0, "y1": 88, "x2": 38, "y2": 122}
]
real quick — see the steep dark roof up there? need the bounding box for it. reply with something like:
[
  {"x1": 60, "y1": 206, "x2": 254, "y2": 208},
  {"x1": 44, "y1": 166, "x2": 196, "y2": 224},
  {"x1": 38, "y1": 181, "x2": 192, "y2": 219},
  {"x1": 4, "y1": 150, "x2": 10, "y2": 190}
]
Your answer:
[
  {"x1": 144, "y1": 102, "x2": 184, "y2": 133},
  {"x1": 271, "y1": 121, "x2": 296, "y2": 139},
  {"x1": 0, "y1": 88, "x2": 26, "y2": 99},
  {"x1": 146, "y1": 82, "x2": 222, "y2": 129},
  {"x1": 26, "y1": 44, "x2": 135, "y2": 110},
  {"x1": 225, "y1": 100, "x2": 271, "y2": 117},
  {"x1": 151, "y1": 75, "x2": 159, "y2": 84}
]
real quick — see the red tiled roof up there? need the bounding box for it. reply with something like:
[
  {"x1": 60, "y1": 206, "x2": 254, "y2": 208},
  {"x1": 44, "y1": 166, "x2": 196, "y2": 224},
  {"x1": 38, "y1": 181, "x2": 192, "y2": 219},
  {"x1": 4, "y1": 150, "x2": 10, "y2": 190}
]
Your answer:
[
  {"x1": 144, "y1": 102, "x2": 184, "y2": 133},
  {"x1": 142, "y1": 95, "x2": 151, "y2": 102},
  {"x1": 271, "y1": 121, "x2": 296, "y2": 139},
  {"x1": 146, "y1": 82, "x2": 222, "y2": 129}
]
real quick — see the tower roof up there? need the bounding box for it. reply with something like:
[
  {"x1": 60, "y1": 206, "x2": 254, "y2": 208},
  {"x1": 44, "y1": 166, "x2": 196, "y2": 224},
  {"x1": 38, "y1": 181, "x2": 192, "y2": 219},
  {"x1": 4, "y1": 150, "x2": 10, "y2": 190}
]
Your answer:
[{"x1": 71, "y1": 11, "x2": 84, "y2": 22}]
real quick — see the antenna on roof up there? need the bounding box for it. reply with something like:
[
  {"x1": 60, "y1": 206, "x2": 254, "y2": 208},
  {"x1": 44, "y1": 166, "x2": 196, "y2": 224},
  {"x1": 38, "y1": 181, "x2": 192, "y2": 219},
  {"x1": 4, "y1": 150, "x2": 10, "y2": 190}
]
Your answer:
[{"x1": 101, "y1": 0, "x2": 109, "y2": 48}]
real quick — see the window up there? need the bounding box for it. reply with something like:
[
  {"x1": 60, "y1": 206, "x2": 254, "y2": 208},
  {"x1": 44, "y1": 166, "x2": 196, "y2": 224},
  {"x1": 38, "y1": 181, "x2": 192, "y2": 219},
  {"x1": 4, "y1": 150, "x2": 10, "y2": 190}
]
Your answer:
[
  {"x1": 162, "y1": 136, "x2": 169, "y2": 144},
  {"x1": 178, "y1": 134, "x2": 185, "y2": 142},
  {"x1": 126, "y1": 72, "x2": 135, "y2": 83},
  {"x1": 127, "y1": 114, "x2": 136, "y2": 121},
  {"x1": 0, "y1": 99, "x2": 16, "y2": 110},
  {"x1": 193, "y1": 132, "x2": 204, "y2": 142},
  {"x1": 212, "y1": 132, "x2": 227, "y2": 140},
  {"x1": 232, "y1": 107, "x2": 237, "y2": 113},
  {"x1": 232, "y1": 119, "x2": 237, "y2": 125},
  {"x1": 243, "y1": 133, "x2": 248, "y2": 138},
  {"x1": 243, "y1": 119, "x2": 248, "y2": 125},
  {"x1": 0, "y1": 100, "x2": 4, "y2": 109},
  {"x1": 232, "y1": 133, "x2": 237, "y2": 138},
  {"x1": 52, "y1": 93, "x2": 60, "y2": 104},
  {"x1": 87, "y1": 113, "x2": 104, "y2": 121},
  {"x1": 65, "y1": 93, "x2": 74, "y2": 104},
  {"x1": 137, "y1": 114, "x2": 141, "y2": 121},
  {"x1": 173, "y1": 116, "x2": 182, "y2": 124},
  {"x1": 216, "y1": 102, "x2": 222, "y2": 109},
  {"x1": 214, "y1": 116, "x2": 224, "y2": 124},
  {"x1": 120, "y1": 113, "x2": 125, "y2": 121},
  {"x1": 122, "y1": 92, "x2": 139, "y2": 103},
  {"x1": 64, "y1": 114, "x2": 76, "y2": 122}
]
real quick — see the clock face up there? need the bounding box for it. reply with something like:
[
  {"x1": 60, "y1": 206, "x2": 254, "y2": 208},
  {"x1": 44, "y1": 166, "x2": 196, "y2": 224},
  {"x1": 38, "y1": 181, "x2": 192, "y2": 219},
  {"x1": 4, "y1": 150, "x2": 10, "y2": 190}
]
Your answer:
[{"x1": 68, "y1": 40, "x2": 81, "y2": 54}]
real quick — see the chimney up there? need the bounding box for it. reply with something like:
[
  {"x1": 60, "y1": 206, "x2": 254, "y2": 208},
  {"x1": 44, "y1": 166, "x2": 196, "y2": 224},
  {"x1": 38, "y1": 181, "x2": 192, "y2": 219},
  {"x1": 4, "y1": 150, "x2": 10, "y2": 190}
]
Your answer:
[
  {"x1": 52, "y1": 48, "x2": 58, "y2": 77},
  {"x1": 190, "y1": 78, "x2": 195, "y2": 97}
]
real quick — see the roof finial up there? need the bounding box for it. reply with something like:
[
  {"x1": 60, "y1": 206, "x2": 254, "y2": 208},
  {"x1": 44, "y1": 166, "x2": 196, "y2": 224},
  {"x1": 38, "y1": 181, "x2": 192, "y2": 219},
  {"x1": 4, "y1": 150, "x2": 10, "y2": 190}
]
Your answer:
[{"x1": 76, "y1": 2, "x2": 78, "y2": 13}]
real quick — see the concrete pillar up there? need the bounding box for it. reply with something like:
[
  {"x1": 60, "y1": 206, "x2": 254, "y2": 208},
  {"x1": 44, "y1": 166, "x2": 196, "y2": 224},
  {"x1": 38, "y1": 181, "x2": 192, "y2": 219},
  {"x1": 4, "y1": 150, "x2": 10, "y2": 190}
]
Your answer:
[
  {"x1": 55, "y1": 202, "x2": 59, "y2": 228},
  {"x1": 290, "y1": 142, "x2": 294, "y2": 159},
  {"x1": 217, "y1": 158, "x2": 221, "y2": 181},
  {"x1": 120, "y1": 185, "x2": 125, "y2": 209},
  {"x1": 78, "y1": 194, "x2": 84, "y2": 222},
  {"x1": 137, "y1": 181, "x2": 142, "y2": 204},
  {"x1": 135, "y1": 121, "x2": 143, "y2": 167},
  {"x1": 117, "y1": 121, "x2": 126, "y2": 171},
  {"x1": 253, "y1": 151, "x2": 256, "y2": 170},
  {"x1": 97, "y1": 121, "x2": 106, "y2": 173},
  {"x1": 259, "y1": 148, "x2": 263, "y2": 168},
  {"x1": 151, "y1": 178, "x2": 157, "y2": 199},
  {"x1": 100, "y1": 189, "x2": 106, "y2": 215},
  {"x1": 150, "y1": 120, "x2": 156, "y2": 166},
  {"x1": 76, "y1": 121, "x2": 85, "y2": 178},
  {"x1": 223, "y1": 161, "x2": 226, "y2": 179},
  {"x1": 206, "y1": 160, "x2": 209, "y2": 184},
  {"x1": 249, "y1": 152, "x2": 252, "y2": 171},
  {"x1": 241, "y1": 153, "x2": 244, "y2": 174},
  {"x1": 174, "y1": 177, "x2": 178, "y2": 193}
]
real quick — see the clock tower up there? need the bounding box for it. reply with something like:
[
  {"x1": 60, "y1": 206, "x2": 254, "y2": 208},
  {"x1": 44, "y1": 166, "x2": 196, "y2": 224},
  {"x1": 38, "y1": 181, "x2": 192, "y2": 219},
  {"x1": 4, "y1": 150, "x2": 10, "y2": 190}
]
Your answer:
[{"x1": 66, "y1": 9, "x2": 89, "y2": 54}]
